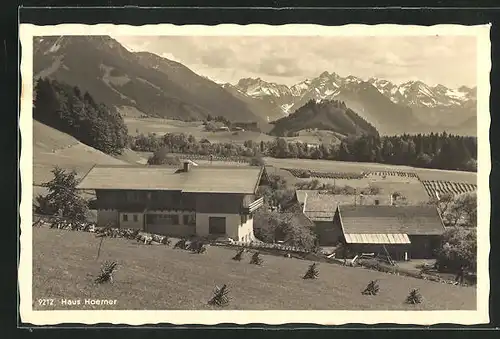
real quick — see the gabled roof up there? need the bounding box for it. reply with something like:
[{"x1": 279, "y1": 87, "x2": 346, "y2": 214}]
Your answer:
[
  {"x1": 338, "y1": 205, "x2": 446, "y2": 236},
  {"x1": 297, "y1": 190, "x2": 393, "y2": 222},
  {"x1": 77, "y1": 164, "x2": 266, "y2": 194}
]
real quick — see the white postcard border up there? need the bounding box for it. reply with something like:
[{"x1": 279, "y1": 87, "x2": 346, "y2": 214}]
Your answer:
[{"x1": 19, "y1": 23, "x2": 491, "y2": 326}]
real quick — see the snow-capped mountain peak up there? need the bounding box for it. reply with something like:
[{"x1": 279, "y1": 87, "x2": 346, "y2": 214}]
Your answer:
[
  {"x1": 234, "y1": 73, "x2": 477, "y2": 116},
  {"x1": 235, "y1": 77, "x2": 293, "y2": 98}
]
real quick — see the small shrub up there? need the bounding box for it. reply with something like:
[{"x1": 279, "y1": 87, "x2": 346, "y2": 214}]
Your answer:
[
  {"x1": 208, "y1": 284, "x2": 230, "y2": 307},
  {"x1": 232, "y1": 249, "x2": 245, "y2": 261},
  {"x1": 174, "y1": 239, "x2": 187, "y2": 250},
  {"x1": 95, "y1": 260, "x2": 118, "y2": 284},
  {"x1": 405, "y1": 289, "x2": 423, "y2": 304},
  {"x1": 297, "y1": 169, "x2": 311, "y2": 178},
  {"x1": 362, "y1": 280, "x2": 380, "y2": 295},
  {"x1": 250, "y1": 251, "x2": 263, "y2": 265},
  {"x1": 249, "y1": 155, "x2": 265, "y2": 167},
  {"x1": 190, "y1": 242, "x2": 207, "y2": 254},
  {"x1": 303, "y1": 262, "x2": 319, "y2": 279}
]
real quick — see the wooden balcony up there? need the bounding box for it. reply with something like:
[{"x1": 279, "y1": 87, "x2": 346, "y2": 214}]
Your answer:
[{"x1": 242, "y1": 196, "x2": 264, "y2": 213}]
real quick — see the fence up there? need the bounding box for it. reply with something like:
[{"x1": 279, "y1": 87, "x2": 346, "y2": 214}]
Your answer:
[{"x1": 170, "y1": 153, "x2": 251, "y2": 164}]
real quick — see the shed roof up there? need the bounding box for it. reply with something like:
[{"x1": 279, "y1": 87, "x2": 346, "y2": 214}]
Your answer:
[
  {"x1": 339, "y1": 205, "x2": 445, "y2": 236},
  {"x1": 77, "y1": 164, "x2": 266, "y2": 194},
  {"x1": 344, "y1": 233, "x2": 411, "y2": 244}
]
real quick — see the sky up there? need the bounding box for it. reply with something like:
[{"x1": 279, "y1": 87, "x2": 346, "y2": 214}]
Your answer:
[{"x1": 112, "y1": 35, "x2": 477, "y2": 88}]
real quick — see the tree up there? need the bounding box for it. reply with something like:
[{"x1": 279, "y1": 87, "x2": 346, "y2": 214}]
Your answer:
[
  {"x1": 147, "y1": 147, "x2": 181, "y2": 166},
  {"x1": 273, "y1": 138, "x2": 290, "y2": 158},
  {"x1": 430, "y1": 192, "x2": 454, "y2": 218},
  {"x1": 446, "y1": 192, "x2": 477, "y2": 227},
  {"x1": 253, "y1": 206, "x2": 316, "y2": 250},
  {"x1": 37, "y1": 167, "x2": 89, "y2": 221},
  {"x1": 249, "y1": 154, "x2": 265, "y2": 167},
  {"x1": 435, "y1": 227, "x2": 476, "y2": 273},
  {"x1": 33, "y1": 78, "x2": 128, "y2": 155}
]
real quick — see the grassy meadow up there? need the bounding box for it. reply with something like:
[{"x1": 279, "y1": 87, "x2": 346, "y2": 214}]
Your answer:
[
  {"x1": 32, "y1": 227, "x2": 476, "y2": 310},
  {"x1": 33, "y1": 120, "x2": 127, "y2": 186},
  {"x1": 124, "y1": 117, "x2": 342, "y2": 145}
]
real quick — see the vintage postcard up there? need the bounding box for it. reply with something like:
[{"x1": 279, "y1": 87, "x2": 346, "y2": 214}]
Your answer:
[{"x1": 19, "y1": 23, "x2": 490, "y2": 326}]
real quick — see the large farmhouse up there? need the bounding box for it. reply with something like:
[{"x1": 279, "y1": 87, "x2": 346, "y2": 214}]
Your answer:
[
  {"x1": 77, "y1": 162, "x2": 268, "y2": 242},
  {"x1": 294, "y1": 190, "x2": 446, "y2": 260}
]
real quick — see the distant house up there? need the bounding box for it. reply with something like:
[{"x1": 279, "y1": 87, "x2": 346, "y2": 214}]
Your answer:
[
  {"x1": 294, "y1": 190, "x2": 445, "y2": 260},
  {"x1": 305, "y1": 143, "x2": 320, "y2": 149},
  {"x1": 233, "y1": 121, "x2": 260, "y2": 132},
  {"x1": 77, "y1": 162, "x2": 268, "y2": 242}
]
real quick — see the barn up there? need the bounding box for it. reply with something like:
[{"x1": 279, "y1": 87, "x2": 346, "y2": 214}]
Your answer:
[
  {"x1": 335, "y1": 205, "x2": 446, "y2": 261},
  {"x1": 295, "y1": 190, "x2": 393, "y2": 246}
]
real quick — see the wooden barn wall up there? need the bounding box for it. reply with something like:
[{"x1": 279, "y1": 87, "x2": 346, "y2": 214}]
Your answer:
[
  {"x1": 195, "y1": 193, "x2": 244, "y2": 214},
  {"x1": 94, "y1": 189, "x2": 197, "y2": 210},
  {"x1": 314, "y1": 220, "x2": 342, "y2": 246},
  {"x1": 409, "y1": 235, "x2": 441, "y2": 259}
]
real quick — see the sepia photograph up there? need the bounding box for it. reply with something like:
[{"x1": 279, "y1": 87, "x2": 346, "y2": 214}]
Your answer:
[{"x1": 19, "y1": 23, "x2": 490, "y2": 325}]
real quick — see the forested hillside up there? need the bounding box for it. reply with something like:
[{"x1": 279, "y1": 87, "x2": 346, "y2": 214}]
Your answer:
[
  {"x1": 34, "y1": 78, "x2": 129, "y2": 155},
  {"x1": 270, "y1": 99, "x2": 379, "y2": 137}
]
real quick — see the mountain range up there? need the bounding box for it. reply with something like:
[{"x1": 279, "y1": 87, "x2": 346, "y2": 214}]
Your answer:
[
  {"x1": 33, "y1": 35, "x2": 477, "y2": 137},
  {"x1": 33, "y1": 36, "x2": 269, "y2": 128},
  {"x1": 228, "y1": 72, "x2": 477, "y2": 135}
]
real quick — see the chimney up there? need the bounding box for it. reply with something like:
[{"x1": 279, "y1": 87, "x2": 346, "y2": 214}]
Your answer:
[{"x1": 183, "y1": 161, "x2": 191, "y2": 172}]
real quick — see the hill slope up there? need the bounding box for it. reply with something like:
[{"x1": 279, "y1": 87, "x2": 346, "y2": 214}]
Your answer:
[
  {"x1": 270, "y1": 99, "x2": 379, "y2": 137},
  {"x1": 33, "y1": 36, "x2": 265, "y2": 126},
  {"x1": 33, "y1": 120, "x2": 129, "y2": 189},
  {"x1": 33, "y1": 227, "x2": 476, "y2": 310}
]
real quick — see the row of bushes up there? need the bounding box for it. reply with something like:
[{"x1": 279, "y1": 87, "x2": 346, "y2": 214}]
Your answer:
[
  {"x1": 295, "y1": 179, "x2": 382, "y2": 195},
  {"x1": 284, "y1": 168, "x2": 365, "y2": 180},
  {"x1": 357, "y1": 259, "x2": 476, "y2": 286}
]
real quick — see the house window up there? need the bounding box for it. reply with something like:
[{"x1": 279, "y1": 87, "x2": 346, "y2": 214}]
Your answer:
[
  {"x1": 122, "y1": 214, "x2": 128, "y2": 222},
  {"x1": 133, "y1": 214, "x2": 138, "y2": 222},
  {"x1": 183, "y1": 215, "x2": 189, "y2": 225}
]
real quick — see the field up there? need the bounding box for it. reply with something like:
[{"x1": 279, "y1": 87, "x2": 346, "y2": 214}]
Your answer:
[
  {"x1": 124, "y1": 117, "x2": 341, "y2": 145},
  {"x1": 264, "y1": 158, "x2": 477, "y2": 185},
  {"x1": 33, "y1": 121, "x2": 127, "y2": 186},
  {"x1": 32, "y1": 119, "x2": 477, "y2": 207},
  {"x1": 32, "y1": 227, "x2": 476, "y2": 310},
  {"x1": 422, "y1": 180, "x2": 477, "y2": 198}
]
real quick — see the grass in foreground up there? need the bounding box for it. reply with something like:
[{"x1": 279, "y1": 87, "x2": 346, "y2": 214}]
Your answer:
[{"x1": 32, "y1": 227, "x2": 476, "y2": 310}]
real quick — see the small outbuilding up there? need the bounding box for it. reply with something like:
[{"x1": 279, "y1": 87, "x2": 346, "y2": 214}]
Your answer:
[{"x1": 335, "y1": 205, "x2": 446, "y2": 260}]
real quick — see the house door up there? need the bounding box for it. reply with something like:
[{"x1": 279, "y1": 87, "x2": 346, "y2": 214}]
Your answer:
[{"x1": 209, "y1": 217, "x2": 226, "y2": 235}]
